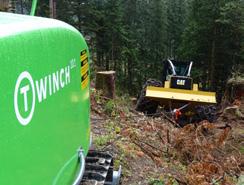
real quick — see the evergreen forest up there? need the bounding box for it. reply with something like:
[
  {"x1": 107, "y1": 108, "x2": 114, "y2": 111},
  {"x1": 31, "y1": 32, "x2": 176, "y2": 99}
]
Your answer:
[{"x1": 6, "y1": 0, "x2": 244, "y2": 100}]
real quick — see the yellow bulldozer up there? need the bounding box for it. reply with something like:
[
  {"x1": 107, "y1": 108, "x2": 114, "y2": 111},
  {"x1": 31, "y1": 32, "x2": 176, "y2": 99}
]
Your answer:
[{"x1": 136, "y1": 60, "x2": 217, "y2": 125}]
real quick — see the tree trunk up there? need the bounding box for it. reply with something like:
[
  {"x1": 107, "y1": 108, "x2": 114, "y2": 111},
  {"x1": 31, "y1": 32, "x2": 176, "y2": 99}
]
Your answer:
[
  {"x1": 209, "y1": 26, "x2": 216, "y2": 90},
  {"x1": 128, "y1": 59, "x2": 132, "y2": 93},
  {"x1": 95, "y1": 71, "x2": 116, "y2": 99},
  {"x1": 111, "y1": 34, "x2": 114, "y2": 68},
  {"x1": 20, "y1": 0, "x2": 23, "y2": 14},
  {"x1": 49, "y1": 0, "x2": 56, "y2": 18},
  {"x1": 105, "y1": 55, "x2": 109, "y2": 70}
]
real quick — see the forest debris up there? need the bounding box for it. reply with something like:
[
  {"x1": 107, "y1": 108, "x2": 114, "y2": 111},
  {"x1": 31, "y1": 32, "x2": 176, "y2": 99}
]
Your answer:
[
  {"x1": 224, "y1": 105, "x2": 244, "y2": 118},
  {"x1": 227, "y1": 76, "x2": 244, "y2": 87},
  {"x1": 222, "y1": 105, "x2": 244, "y2": 119},
  {"x1": 172, "y1": 121, "x2": 233, "y2": 160},
  {"x1": 128, "y1": 118, "x2": 241, "y2": 183},
  {"x1": 186, "y1": 162, "x2": 224, "y2": 185},
  {"x1": 136, "y1": 151, "x2": 145, "y2": 157},
  {"x1": 90, "y1": 90, "x2": 243, "y2": 184},
  {"x1": 168, "y1": 121, "x2": 242, "y2": 184},
  {"x1": 217, "y1": 126, "x2": 231, "y2": 145}
]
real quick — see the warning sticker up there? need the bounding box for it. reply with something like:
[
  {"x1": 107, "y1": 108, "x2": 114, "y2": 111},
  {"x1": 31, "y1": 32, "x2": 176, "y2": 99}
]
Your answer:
[{"x1": 80, "y1": 50, "x2": 89, "y2": 89}]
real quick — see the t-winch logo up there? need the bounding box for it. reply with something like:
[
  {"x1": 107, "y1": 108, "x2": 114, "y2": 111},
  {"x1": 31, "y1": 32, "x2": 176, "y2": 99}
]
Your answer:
[{"x1": 14, "y1": 65, "x2": 71, "y2": 126}]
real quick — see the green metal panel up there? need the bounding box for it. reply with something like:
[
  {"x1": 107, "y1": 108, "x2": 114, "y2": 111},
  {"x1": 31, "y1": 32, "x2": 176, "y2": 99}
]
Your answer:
[{"x1": 0, "y1": 13, "x2": 90, "y2": 185}]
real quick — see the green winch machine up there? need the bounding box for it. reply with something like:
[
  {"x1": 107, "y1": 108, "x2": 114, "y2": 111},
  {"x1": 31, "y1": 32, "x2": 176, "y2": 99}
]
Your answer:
[{"x1": 0, "y1": 1, "x2": 121, "y2": 184}]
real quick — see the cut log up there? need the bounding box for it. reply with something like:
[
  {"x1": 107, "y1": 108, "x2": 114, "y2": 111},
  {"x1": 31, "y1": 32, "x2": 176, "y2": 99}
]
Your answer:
[
  {"x1": 95, "y1": 71, "x2": 116, "y2": 99},
  {"x1": 0, "y1": 0, "x2": 9, "y2": 11}
]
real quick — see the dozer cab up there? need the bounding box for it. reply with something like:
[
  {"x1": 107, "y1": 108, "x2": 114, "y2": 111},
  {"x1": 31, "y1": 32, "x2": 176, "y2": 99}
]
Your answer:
[{"x1": 136, "y1": 60, "x2": 217, "y2": 125}]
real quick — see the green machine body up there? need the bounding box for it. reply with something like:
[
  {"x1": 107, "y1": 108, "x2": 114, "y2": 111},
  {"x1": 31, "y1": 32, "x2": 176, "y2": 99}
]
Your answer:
[{"x1": 0, "y1": 12, "x2": 90, "y2": 185}]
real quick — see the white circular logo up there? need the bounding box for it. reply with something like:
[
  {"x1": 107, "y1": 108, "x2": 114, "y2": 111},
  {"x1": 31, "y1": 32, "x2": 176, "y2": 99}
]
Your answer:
[{"x1": 14, "y1": 71, "x2": 36, "y2": 126}]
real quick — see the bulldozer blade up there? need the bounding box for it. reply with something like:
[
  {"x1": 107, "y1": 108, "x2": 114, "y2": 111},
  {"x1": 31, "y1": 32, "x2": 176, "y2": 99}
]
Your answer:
[{"x1": 146, "y1": 86, "x2": 216, "y2": 104}]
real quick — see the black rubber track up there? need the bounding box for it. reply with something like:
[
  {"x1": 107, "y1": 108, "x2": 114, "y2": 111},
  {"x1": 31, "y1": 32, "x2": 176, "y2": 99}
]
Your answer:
[
  {"x1": 135, "y1": 79, "x2": 162, "y2": 115},
  {"x1": 195, "y1": 105, "x2": 217, "y2": 123}
]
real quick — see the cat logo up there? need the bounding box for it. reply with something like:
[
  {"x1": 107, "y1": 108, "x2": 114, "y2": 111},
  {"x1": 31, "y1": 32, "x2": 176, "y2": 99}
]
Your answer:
[{"x1": 177, "y1": 79, "x2": 185, "y2": 86}]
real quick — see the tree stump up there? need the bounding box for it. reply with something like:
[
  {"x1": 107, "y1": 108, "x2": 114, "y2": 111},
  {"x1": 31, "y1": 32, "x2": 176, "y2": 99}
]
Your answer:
[
  {"x1": 0, "y1": 0, "x2": 9, "y2": 11},
  {"x1": 222, "y1": 77, "x2": 244, "y2": 105},
  {"x1": 95, "y1": 71, "x2": 116, "y2": 99},
  {"x1": 219, "y1": 76, "x2": 244, "y2": 120}
]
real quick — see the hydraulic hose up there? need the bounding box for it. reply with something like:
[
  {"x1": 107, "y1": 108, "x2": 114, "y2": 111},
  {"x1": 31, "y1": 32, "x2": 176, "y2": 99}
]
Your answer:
[
  {"x1": 187, "y1": 61, "x2": 193, "y2": 77},
  {"x1": 72, "y1": 149, "x2": 85, "y2": 185},
  {"x1": 167, "y1": 59, "x2": 176, "y2": 76}
]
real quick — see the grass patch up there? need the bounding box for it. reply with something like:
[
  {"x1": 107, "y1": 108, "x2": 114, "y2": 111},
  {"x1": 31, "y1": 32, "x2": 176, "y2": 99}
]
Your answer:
[
  {"x1": 104, "y1": 100, "x2": 116, "y2": 115},
  {"x1": 149, "y1": 179, "x2": 165, "y2": 185},
  {"x1": 240, "y1": 146, "x2": 244, "y2": 154},
  {"x1": 94, "y1": 135, "x2": 112, "y2": 148}
]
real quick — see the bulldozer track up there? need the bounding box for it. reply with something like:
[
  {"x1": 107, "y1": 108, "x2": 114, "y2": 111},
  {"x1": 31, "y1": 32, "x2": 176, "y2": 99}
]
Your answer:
[
  {"x1": 81, "y1": 151, "x2": 120, "y2": 185},
  {"x1": 135, "y1": 79, "x2": 162, "y2": 115}
]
